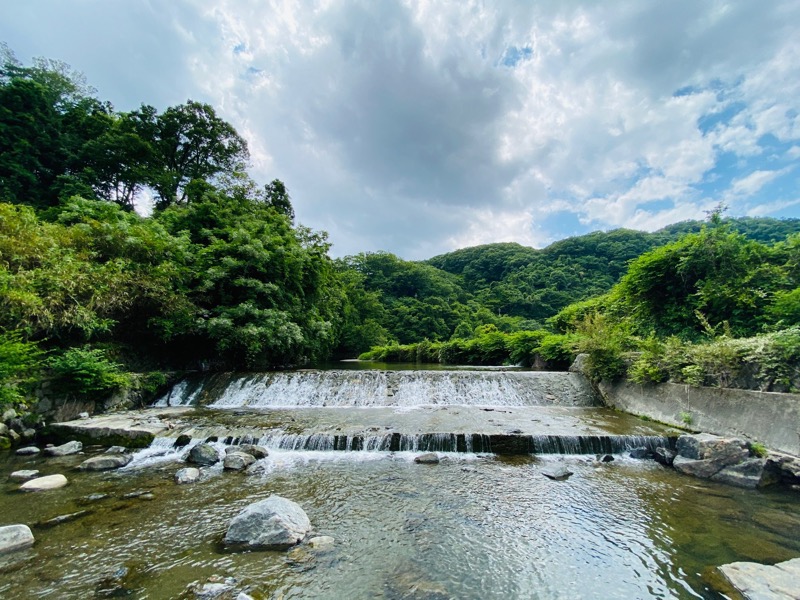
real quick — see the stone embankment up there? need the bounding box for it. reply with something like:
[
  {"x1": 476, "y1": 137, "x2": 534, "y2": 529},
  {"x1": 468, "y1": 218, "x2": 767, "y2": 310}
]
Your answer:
[{"x1": 597, "y1": 379, "x2": 800, "y2": 456}]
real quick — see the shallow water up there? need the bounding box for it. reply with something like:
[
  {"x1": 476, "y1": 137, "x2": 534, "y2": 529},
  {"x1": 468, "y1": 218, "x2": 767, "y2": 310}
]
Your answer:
[{"x1": 1, "y1": 448, "x2": 799, "y2": 599}]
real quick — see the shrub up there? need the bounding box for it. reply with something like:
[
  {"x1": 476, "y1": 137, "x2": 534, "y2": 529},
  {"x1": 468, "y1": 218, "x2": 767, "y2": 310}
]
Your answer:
[
  {"x1": 0, "y1": 331, "x2": 42, "y2": 408},
  {"x1": 47, "y1": 347, "x2": 130, "y2": 399}
]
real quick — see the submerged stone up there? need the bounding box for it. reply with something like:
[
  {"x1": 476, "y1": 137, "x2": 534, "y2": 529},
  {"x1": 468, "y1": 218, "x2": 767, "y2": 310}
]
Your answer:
[
  {"x1": 541, "y1": 466, "x2": 573, "y2": 481},
  {"x1": 175, "y1": 467, "x2": 201, "y2": 484},
  {"x1": 224, "y1": 494, "x2": 312, "y2": 550},
  {"x1": 0, "y1": 524, "x2": 34, "y2": 553},
  {"x1": 414, "y1": 453, "x2": 440, "y2": 464},
  {"x1": 308, "y1": 535, "x2": 335, "y2": 550},
  {"x1": 35, "y1": 510, "x2": 92, "y2": 529}
]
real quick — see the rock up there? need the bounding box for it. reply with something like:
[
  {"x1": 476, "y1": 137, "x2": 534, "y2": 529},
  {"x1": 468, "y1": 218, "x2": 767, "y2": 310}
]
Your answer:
[
  {"x1": 21, "y1": 428, "x2": 36, "y2": 441},
  {"x1": 78, "y1": 453, "x2": 133, "y2": 471},
  {"x1": 629, "y1": 447, "x2": 654, "y2": 460},
  {"x1": 224, "y1": 451, "x2": 256, "y2": 471},
  {"x1": 174, "y1": 434, "x2": 192, "y2": 448},
  {"x1": 597, "y1": 454, "x2": 615, "y2": 462},
  {"x1": 122, "y1": 490, "x2": 151, "y2": 499},
  {"x1": 676, "y1": 433, "x2": 748, "y2": 465},
  {"x1": 79, "y1": 493, "x2": 111, "y2": 503},
  {"x1": 185, "y1": 575, "x2": 237, "y2": 599},
  {"x1": 569, "y1": 353, "x2": 590, "y2": 374},
  {"x1": 414, "y1": 452, "x2": 440, "y2": 464},
  {"x1": 45, "y1": 440, "x2": 83, "y2": 456},
  {"x1": 654, "y1": 446, "x2": 676, "y2": 466},
  {"x1": 673, "y1": 455, "x2": 728, "y2": 479},
  {"x1": 718, "y1": 557, "x2": 800, "y2": 600},
  {"x1": 0, "y1": 423, "x2": 8, "y2": 436},
  {"x1": 8, "y1": 417, "x2": 24, "y2": 433},
  {"x1": 238, "y1": 444, "x2": 269, "y2": 459},
  {"x1": 188, "y1": 443, "x2": 220, "y2": 466},
  {"x1": 35, "y1": 510, "x2": 92, "y2": 528},
  {"x1": 0, "y1": 436, "x2": 9, "y2": 450},
  {"x1": 673, "y1": 434, "x2": 751, "y2": 481},
  {"x1": 224, "y1": 494, "x2": 312, "y2": 550},
  {"x1": 15, "y1": 445, "x2": 40, "y2": 456},
  {"x1": 0, "y1": 524, "x2": 34, "y2": 553},
  {"x1": 308, "y1": 535, "x2": 335, "y2": 550},
  {"x1": 711, "y1": 458, "x2": 781, "y2": 489},
  {"x1": 106, "y1": 445, "x2": 127, "y2": 454},
  {"x1": 236, "y1": 593, "x2": 255, "y2": 600},
  {"x1": 541, "y1": 466, "x2": 573, "y2": 481},
  {"x1": 2, "y1": 408, "x2": 17, "y2": 422},
  {"x1": 175, "y1": 467, "x2": 201, "y2": 484},
  {"x1": 245, "y1": 462, "x2": 268, "y2": 476},
  {"x1": 20, "y1": 473, "x2": 69, "y2": 492},
  {"x1": 79, "y1": 412, "x2": 90, "y2": 419},
  {"x1": 9, "y1": 469, "x2": 40, "y2": 481}
]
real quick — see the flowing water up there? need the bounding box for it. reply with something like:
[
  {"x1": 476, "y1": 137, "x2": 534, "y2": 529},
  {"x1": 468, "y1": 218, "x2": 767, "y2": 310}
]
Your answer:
[{"x1": 2, "y1": 367, "x2": 799, "y2": 599}]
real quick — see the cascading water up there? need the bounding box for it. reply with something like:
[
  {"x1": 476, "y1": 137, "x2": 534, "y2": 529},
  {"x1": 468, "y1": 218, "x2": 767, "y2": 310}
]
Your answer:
[
  {"x1": 153, "y1": 369, "x2": 599, "y2": 408},
  {"x1": 132, "y1": 367, "x2": 682, "y2": 465}
]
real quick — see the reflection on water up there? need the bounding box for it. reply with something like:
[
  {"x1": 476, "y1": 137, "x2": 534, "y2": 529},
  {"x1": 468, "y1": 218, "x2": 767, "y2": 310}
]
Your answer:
[{"x1": 1, "y1": 449, "x2": 799, "y2": 599}]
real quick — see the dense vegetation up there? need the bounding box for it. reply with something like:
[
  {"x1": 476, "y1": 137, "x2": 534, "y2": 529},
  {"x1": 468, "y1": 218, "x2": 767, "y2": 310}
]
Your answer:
[{"x1": 1, "y1": 49, "x2": 799, "y2": 414}]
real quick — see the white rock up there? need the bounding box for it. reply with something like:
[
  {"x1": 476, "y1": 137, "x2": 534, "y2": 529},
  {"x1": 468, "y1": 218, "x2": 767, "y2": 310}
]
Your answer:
[
  {"x1": 20, "y1": 474, "x2": 69, "y2": 492},
  {"x1": 0, "y1": 524, "x2": 34, "y2": 553},
  {"x1": 175, "y1": 467, "x2": 201, "y2": 484},
  {"x1": 224, "y1": 494, "x2": 311, "y2": 550}
]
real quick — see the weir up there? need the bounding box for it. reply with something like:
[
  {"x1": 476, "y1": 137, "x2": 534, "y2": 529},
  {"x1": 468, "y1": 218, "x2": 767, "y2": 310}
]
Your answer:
[{"x1": 50, "y1": 368, "x2": 683, "y2": 459}]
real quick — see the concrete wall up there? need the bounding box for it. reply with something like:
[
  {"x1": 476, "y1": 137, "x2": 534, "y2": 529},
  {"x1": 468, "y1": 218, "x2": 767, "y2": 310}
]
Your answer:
[{"x1": 598, "y1": 380, "x2": 800, "y2": 456}]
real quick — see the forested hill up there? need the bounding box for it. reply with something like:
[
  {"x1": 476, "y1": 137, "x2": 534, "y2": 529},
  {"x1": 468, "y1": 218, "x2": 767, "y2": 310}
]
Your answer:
[{"x1": 423, "y1": 218, "x2": 800, "y2": 322}]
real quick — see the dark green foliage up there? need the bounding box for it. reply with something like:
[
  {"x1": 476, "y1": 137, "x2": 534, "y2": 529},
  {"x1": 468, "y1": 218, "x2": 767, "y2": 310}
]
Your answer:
[
  {"x1": 47, "y1": 347, "x2": 130, "y2": 399},
  {"x1": 0, "y1": 331, "x2": 42, "y2": 407}
]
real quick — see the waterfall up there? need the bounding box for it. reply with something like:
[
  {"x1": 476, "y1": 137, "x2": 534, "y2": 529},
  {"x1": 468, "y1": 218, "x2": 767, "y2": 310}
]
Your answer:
[{"x1": 153, "y1": 369, "x2": 599, "y2": 408}]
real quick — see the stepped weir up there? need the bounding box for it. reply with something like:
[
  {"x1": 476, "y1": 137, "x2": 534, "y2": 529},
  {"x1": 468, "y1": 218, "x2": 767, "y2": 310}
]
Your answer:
[
  {"x1": 54, "y1": 368, "x2": 679, "y2": 459},
  {"x1": 53, "y1": 369, "x2": 680, "y2": 457}
]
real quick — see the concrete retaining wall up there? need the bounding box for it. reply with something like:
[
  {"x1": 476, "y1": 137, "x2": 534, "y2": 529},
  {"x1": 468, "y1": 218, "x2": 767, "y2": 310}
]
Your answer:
[{"x1": 598, "y1": 380, "x2": 800, "y2": 456}]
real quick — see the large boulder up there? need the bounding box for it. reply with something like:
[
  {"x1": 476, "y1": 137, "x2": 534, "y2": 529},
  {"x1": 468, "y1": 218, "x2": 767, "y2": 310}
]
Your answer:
[
  {"x1": 45, "y1": 440, "x2": 83, "y2": 457},
  {"x1": 20, "y1": 474, "x2": 68, "y2": 492},
  {"x1": 224, "y1": 495, "x2": 311, "y2": 550},
  {"x1": 675, "y1": 434, "x2": 748, "y2": 464},
  {"x1": 673, "y1": 434, "x2": 750, "y2": 481},
  {"x1": 187, "y1": 443, "x2": 220, "y2": 466},
  {"x1": 711, "y1": 458, "x2": 781, "y2": 489},
  {"x1": 719, "y1": 557, "x2": 800, "y2": 599},
  {"x1": 0, "y1": 524, "x2": 34, "y2": 553},
  {"x1": 78, "y1": 454, "x2": 133, "y2": 471}
]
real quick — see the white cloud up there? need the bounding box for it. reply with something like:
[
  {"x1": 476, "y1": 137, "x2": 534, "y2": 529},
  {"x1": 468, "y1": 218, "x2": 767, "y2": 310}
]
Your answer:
[
  {"x1": 729, "y1": 168, "x2": 792, "y2": 198},
  {"x1": 2, "y1": 0, "x2": 800, "y2": 259}
]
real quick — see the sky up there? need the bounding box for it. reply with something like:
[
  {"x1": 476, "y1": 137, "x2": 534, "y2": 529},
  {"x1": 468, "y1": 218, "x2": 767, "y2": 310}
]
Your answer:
[{"x1": 2, "y1": 1, "x2": 800, "y2": 259}]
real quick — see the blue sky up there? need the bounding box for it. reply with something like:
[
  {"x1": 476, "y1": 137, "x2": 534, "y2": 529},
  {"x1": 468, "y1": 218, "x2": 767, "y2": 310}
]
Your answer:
[{"x1": 2, "y1": 1, "x2": 799, "y2": 259}]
